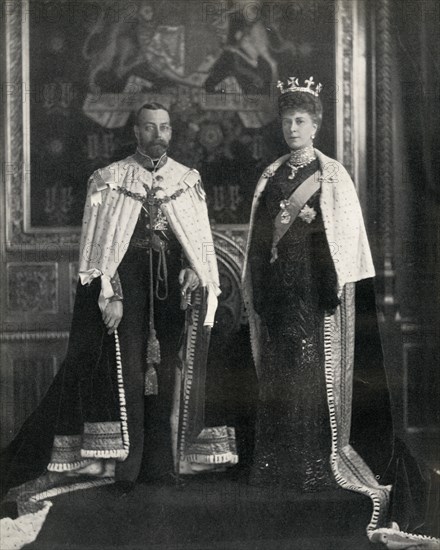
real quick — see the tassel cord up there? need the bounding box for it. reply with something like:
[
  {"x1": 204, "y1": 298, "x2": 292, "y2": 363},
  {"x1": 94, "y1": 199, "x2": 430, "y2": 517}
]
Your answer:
[
  {"x1": 149, "y1": 245, "x2": 155, "y2": 331},
  {"x1": 155, "y1": 245, "x2": 169, "y2": 301},
  {"x1": 147, "y1": 195, "x2": 155, "y2": 333},
  {"x1": 144, "y1": 200, "x2": 160, "y2": 395},
  {"x1": 142, "y1": 202, "x2": 168, "y2": 301}
]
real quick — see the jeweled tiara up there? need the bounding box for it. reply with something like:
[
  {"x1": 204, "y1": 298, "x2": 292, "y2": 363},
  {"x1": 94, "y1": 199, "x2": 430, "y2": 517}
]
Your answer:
[{"x1": 277, "y1": 76, "x2": 323, "y2": 97}]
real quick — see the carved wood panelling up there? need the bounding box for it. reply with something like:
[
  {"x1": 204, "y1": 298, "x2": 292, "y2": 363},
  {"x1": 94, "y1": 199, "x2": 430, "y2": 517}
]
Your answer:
[
  {"x1": 12, "y1": 356, "x2": 58, "y2": 435},
  {"x1": 213, "y1": 230, "x2": 246, "y2": 333},
  {"x1": 1, "y1": 340, "x2": 67, "y2": 448},
  {"x1": 7, "y1": 262, "x2": 59, "y2": 313},
  {"x1": 69, "y1": 262, "x2": 79, "y2": 313}
]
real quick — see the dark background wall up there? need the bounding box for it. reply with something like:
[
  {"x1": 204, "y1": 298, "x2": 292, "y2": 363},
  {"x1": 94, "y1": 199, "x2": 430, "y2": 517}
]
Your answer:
[{"x1": 365, "y1": 0, "x2": 439, "y2": 462}]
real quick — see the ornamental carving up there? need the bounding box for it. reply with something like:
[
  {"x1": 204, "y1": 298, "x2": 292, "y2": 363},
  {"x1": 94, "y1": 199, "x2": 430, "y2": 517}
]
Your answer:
[
  {"x1": 213, "y1": 230, "x2": 246, "y2": 333},
  {"x1": 7, "y1": 263, "x2": 58, "y2": 313}
]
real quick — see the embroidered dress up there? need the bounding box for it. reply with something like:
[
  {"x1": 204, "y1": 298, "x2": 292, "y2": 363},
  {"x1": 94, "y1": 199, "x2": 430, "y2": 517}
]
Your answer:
[
  {"x1": 242, "y1": 150, "x2": 438, "y2": 549},
  {"x1": 249, "y1": 160, "x2": 338, "y2": 490}
]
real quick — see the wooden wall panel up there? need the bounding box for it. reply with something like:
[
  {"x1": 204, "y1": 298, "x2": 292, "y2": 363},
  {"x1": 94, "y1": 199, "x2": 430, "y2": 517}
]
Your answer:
[{"x1": 0, "y1": 339, "x2": 68, "y2": 447}]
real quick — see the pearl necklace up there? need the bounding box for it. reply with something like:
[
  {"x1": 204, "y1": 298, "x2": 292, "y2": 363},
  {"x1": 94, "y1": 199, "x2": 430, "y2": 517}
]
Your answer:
[{"x1": 287, "y1": 146, "x2": 316, "y2": 179}]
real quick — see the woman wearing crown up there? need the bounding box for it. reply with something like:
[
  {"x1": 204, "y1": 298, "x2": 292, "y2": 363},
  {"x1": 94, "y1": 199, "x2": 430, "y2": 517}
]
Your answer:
[{"x1": 242, "y1": 78, "x2": 438, "y2": 548}]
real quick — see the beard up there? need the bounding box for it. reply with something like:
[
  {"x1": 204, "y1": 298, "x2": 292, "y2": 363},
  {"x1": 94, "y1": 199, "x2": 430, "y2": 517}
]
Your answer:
[{"x1": 142, "y1": 139, "x2": 168, "y2": 159}]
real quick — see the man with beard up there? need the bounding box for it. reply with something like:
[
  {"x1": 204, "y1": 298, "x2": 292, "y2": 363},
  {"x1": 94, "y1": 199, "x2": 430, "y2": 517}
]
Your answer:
[
  {"x1": 83, "y1": 102, "x2": 221, "y2": 488},
  {"x1": 1, "y1": 103, "x2": 236, "y2": 509}
]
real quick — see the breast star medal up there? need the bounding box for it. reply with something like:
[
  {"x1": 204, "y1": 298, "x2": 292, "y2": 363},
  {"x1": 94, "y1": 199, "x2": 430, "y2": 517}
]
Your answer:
[
  {"x1": 298, "y1": 204, "x2": 317, "y2": 224},
  {"x1": 280, "y1": 199, "x2": 291, "y2": 224}
]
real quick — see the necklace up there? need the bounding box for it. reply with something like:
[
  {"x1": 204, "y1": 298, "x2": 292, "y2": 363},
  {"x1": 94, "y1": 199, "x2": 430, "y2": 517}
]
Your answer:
[
  {"x1": 116, "y1": 184, "x2": 185, "y2": 207},
  {"x1": 287, "y1": 146, "x2": 316, "y2": 180}
]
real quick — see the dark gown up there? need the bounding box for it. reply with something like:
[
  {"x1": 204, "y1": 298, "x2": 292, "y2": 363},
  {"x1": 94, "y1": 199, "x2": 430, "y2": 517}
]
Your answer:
[
  {"x1": 246, "y1": 159, "x2": 432, "y2": 535},
  {"x1": 249, "y1": 159, "x2": 342, "y2": 491}
]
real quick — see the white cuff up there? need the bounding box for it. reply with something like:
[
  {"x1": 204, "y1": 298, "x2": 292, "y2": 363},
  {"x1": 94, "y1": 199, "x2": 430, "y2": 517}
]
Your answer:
[
  {"x1": 79, "y1": 268, "x2": 102, "y2": 286},
  {"x1": 79, "y1": 269, "x2": 114, "y2": 313},
  {"x1": 204, "y1": 283, "x2": 220, "y2": 327}
]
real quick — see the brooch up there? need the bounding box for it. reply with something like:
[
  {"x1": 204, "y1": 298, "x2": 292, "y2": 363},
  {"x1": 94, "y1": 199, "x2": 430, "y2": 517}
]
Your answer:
[
  {"x1": 263, "y1": 166, "x2": 275, "y2": 178},
  {"x1": 298, "y1": 204, "x2": 317, "y2": 224},
  {"x1": 280, "y1": 199, "x2": 291, "y2": 224}
]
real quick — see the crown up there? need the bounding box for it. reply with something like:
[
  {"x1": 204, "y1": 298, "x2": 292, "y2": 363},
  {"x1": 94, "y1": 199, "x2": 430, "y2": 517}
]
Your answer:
[{"x1": 277, "y1": 76, "x2": 323, "y2": 97}]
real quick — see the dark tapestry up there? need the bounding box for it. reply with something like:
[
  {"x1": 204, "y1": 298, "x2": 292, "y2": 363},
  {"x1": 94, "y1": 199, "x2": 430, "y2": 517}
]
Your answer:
[{"x1": 28, "y1": 0, "x2": 336, "y2": 227}]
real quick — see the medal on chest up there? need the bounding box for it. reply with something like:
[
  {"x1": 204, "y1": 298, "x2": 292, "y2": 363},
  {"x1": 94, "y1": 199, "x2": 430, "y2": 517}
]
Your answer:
[
  {"x1": 117, "y1": 166, "x2": 185, "y2": 232},
  {"x1": 280, "y1": 199, "x2": 291, "y2": 224},
  {"x1": 143, "y1": 173, "x2": 170, "y2": 231},
  {"x1": 152, "y1": 209, "x2": 168, "y2": 230}
]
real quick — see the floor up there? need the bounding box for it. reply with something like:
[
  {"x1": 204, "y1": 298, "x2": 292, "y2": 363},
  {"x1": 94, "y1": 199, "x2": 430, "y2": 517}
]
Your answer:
[{"x1": 23, "y1": 474, "x2": 379, "y2": 550}]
